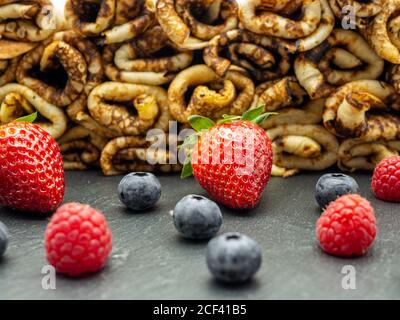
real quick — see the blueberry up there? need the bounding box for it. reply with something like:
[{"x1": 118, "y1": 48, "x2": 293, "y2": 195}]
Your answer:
[
  {"x1": 118, "y1": 172, "x2": 161, "y2": 211},
  {"x1": 206, "y1": 232, "x2": 262, "y2": 283},
  {"x1": 315, "y1": 173, "x2": 360, "y2": 208},
  {"x1": 0, "y1": 221, "x2": 9, "y2": 258},
  {"x1": 173, "y1": 195, "x2": 222, "y2": 240}
]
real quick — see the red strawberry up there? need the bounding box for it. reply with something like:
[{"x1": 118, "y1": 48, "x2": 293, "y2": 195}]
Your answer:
[
  {"x1": 0, "y1": 121, "x2": 65, "y2": 213},
  {"x1": 182, "y1": 107, "x2": 273, "y2": 209}
]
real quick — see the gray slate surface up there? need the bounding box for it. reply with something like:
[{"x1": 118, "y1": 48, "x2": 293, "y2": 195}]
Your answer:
[{"x1": 0, "y1": 170, "x2": 399, "y2": 300}]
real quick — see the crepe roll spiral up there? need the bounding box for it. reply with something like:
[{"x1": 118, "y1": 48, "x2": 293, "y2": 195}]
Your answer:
[
  {"x1": 261, "y1": 99, "x2": 325, "y2": 130},
  {"x1": 57, "y1": 125, "x2": 108, "y2": 170},
  {"x1": 329, "y1": 0, "x2": 381, "y2": 21},
  {"x1": 87, "y1": 82, "x2": 171, "y2": 137},
  {"x1": 387, "y1": 64, "x2": 400, "y2": 95},
  {"x1": 16, "y1": 31, "x2": 99, "y2": 107},
  {"x1": 323, "y1": 80, "x2": 400, "y2": 139},
  {"x1": 0, "y1": 38, "x2": 38, "y2": 85},
  {"x1": 0, "y1": 83, "x2": 67, "y2": 139},
  {"x1": 101, "y1": 0, "x2": 154, "y2": 44},
  {"x1": 261, "y1": 97, "x2": 326, "y2": 176},
  {"x1": 100, "y1": 135, "x2": 181, "y2": 176},
  {"x1": 168, "y1": 64, "x2": 254, "y2": 123},
  {"x1": 15, "y1": 31, "x2": 114, "y2": 136},
  {"x1": 238, "y1": 0, "x2": 334, "y2": 53},
  {"x1": 338, "y1": 139, "x2": 400, "y2": 171},
  {"x1": 203, "y1": 29, "x2": 291, "y2": 82},
  {"x1": 0, "y1": 57, "x2": 18, "y2": 86},
  {"x1": 103, "y1": 26, "x2": 193, "y2": 85},
  {"x1": 0, "y1": 0, "x2": 59, "y2": 43},
  {"x1": 294, "y1": 29, "x2": 384, "y2": 99},
  {"x1": 252, "y1": 77, "x2": 307, "y2": 112},
  {"x1": 266, "y1": 124, "x2": 339, "y2": 177},
  {"x1": 156, "y1": 0, "x2": 238, "y2": 49},
  {"x1": 362, "y1": 0, "x2": 400, "y2": 64},
  {"x1": 65, "y1": 0, "x2": 115, "y2": 37}
]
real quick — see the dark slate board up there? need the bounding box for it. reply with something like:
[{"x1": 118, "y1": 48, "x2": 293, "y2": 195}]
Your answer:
[{"x1": 0, "y1": 170, "x2": 399, "y2": 299}]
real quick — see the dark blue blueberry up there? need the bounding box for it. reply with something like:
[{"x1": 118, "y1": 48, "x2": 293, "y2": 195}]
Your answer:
[
  {"x1": 206, "y1": 232, "x2": 262, "y2": 283},
  {"x1": 173, "y1": 195, "x2": 222, "y2": 240},
  {"x1": 118, "y1": 172, "x2": 161, "y2": 211},
  {"x1": 0, "y1": 221, "x2": 9, "y2": 258},
  {"x1": 315, "y1": 173, "x2": 360, "y2": 208}
]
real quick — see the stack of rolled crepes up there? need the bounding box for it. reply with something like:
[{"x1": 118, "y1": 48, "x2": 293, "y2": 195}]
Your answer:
[{"x1": 1, "y1": 0, "x2": 400, "y2": 176}]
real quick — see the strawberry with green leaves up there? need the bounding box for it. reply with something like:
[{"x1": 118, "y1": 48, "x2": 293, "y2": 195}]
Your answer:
[
  {"x1": 0, "y1": 113, "x2": 65, "y2": 213},
  {"x1": 181, "y1": 106, "x2": 273, "y2": 210}
]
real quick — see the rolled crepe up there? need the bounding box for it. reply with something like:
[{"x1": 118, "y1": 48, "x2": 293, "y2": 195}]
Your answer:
[
  {"x1": 386, "y1": 63, "x2": 400, "y2": 95},
  {"x1": 87, "y1": 82, "x2": 172, "y2": 136},
  {"x1": 295, "y1": 29, "x2": 384, "y2": 99},
  {"x1": 100, "y1": 0, "x2": 154, "y2": 44},
  {"x1": 65, "y1": 0, "x2": 115, "y2": 37},
  {"x1": 103, "y1": 26, "x2": 193, "y2": 85},
  {"x1": 329, "y1": 0, "x2": 381, "y2": 32},
  {"x1": 65, "y1": 0, "x2": 154, "y2": 44},
  {"x1": 261, "y1": 97, "x2": 333, "y2": 176},
  {"x1": 361, "y1": 0, "x2": 400, "y2": 64},
  {"x1": 100, "y1": 134, "x2": 181, "y2": 176},
  {"x1": 323, "y1": 80, "x2": 400, "y2": 139},
  {"x1": 338, "y1": 139, "x2": 400, "y2": 171},
  {"x1": 203, "y1": 29, "x2": 291, "y2": 82},
  {"x1": 0, "y1": 0, "x2": 60, "y2": 43},
  {"x1": 0, "y1": 0, "x2": 60, "y2": 85},
  {"x1": 0, "y1": 57, "x2": 18, "y2": 86},
  {"x1": 238, "y1": 0, "x2": 335, "y2": 52},
  {"x1": 329, "y1": 0, "x2": 381, "y2": 20},
  {"x1": 57, "y1": 125, "x2": 108, "y2": 170},
  {"x1": 261, "y1": 99, "x2": 325, "y2": 130},
  {"x1": 156, "y1": 0, "x2": 238, "y2": 49},
  {"x1": 15, "y1": 30, "x2": 114, "y2": 137},
  {"x1": 0, "y1": 83, "x2": 68, "y2": 139},
  {"x1": 330, "y1": 79, "x2": 400, "y2": 170},
  {"x1": 251, "y1": 77, "x2": 307, "y2": 112},
  {"x1": 168, "y1": 64, "x2": 254, "y2": 123},
  {"x1": 266, "y1": 124, "x2": 339, "y2": 177}
]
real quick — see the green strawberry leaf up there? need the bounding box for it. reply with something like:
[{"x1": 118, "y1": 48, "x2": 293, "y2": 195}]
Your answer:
[
  {"x1": 181, "y1": 159, "x2": 193, "y2": 178},
  {"x1": 180, "y1": 134, "x2": 198, "y2": 178},
  {"x1": 15, "y1": 112, "x2": 38, "y2": 123},
  {"x1": 217, "y1": 116, "x2": 241, "y2": 125},
  {"x1": 242, "y1": 105, "x2": 265, "y2": 121},
  {"x1": 188, "y1": 115, "x2": 215, "y2": 132},
  {"x1": 252, "y1": 112, "x2": 277, "y2": 125},
  {"x1": 222, "y1": 114, "x2": 239, "y2": 120}
]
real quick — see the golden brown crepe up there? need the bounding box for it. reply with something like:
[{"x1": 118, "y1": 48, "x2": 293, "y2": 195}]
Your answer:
[
  {"x1": 0, "y1": 83, "x2": 68, "y2": 139},
  {"x1": 87, "y1": 82, "x2": 172, "y2": 136},
  {"x1": 238, "y1": 0, "x2": 335, "y2": 52},
  {"x1": 295, "y1": 29, "x2": 384, "y2": 99},
  {"x1": 168, "y1": 64, "x2": 254, "y2": 123},
  {"x1": 156, "y1": 0, "x2": 238, "y2": 49},
  {"x1": 103, "y1": 26, "x2": 193, "y2": 85}
]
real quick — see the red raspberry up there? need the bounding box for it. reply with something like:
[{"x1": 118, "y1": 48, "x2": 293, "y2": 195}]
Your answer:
[
  {"x1": 316, "y1": 194, "x2": 377, "y2": 257},
  {"x1": 45, "y1": 203, "x2": 112, "y2": 277},
  {"x1": 371, "y1": 156, "x2": 400, "y2": 202}
]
